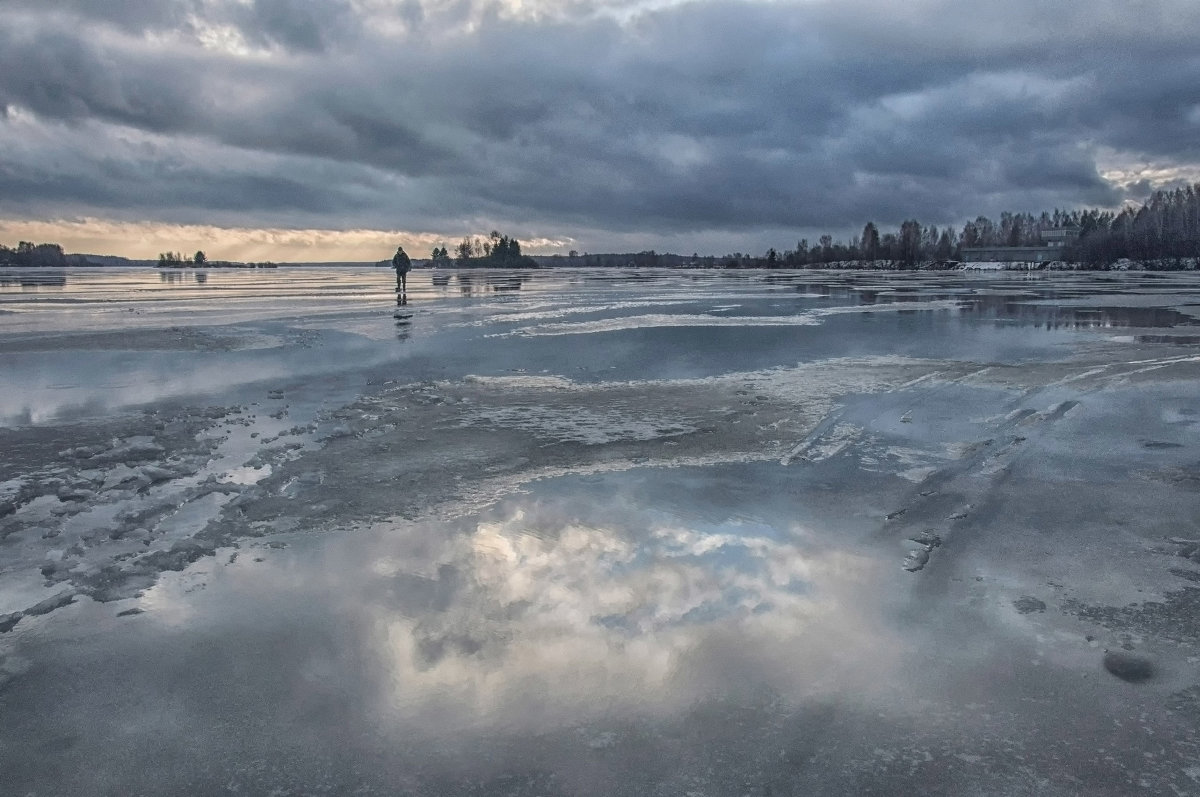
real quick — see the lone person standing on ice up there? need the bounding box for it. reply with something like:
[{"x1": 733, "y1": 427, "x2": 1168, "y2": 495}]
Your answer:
[{"x1": 392, "y1": 245, "x2": 412, "y2": 296}]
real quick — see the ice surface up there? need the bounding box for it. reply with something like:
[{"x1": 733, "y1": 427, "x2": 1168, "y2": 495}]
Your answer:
[{"x1": 4, "y1": 267, "x2": 1200, "y2": 794}]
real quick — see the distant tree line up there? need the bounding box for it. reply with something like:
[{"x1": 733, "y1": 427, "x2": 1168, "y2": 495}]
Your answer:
[
  {"x1": 513, "y1": 185, "x2": 1200, "y2": 271},
  {"x1": 1067, "y1": 186, "x2": 1200, "y2": 267},
  {"x1": 433, "y1": 230, "x2": 539, "y2": 268},
  {"x1": 757, "y1": 183, "x2": 1200, "y2": 270},
  {"x1": 554, "y1": 250, "x2": 697, "y2": 268},
  {"x1": 0, "y1": 241, "x2": 66, "y2": 267}
]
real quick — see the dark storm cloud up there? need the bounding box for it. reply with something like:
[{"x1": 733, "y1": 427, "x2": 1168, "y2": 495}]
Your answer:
[{"x1": 1, "y1": 0, "x2": 1198, "y2": 247}]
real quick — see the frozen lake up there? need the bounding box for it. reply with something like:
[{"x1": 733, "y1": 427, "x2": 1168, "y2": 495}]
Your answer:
[{"x1": 3, "y1": 266, "x2": 1200, "y2": 795}]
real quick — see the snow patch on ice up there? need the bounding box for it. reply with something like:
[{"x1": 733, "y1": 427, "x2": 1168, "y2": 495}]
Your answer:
[
  {"x1": 463, "y1": 374, "x2": 579, "y2": 391},
  {"x1": 495, "y1": 313, "x2": 822, "y2": 337},
  {"x1": 809, "y1": 299, "x2": 965, "y2": 318},
  {"x1": 495, "y1": 301, "x2": 964, "y2": 337},
  {"x1": 432, "y1": 452, "x2": 781, "y2": 521},
  {"x1": 461, "y1": 356, "x2": 944, "y2": 398},
  {"x1": 475, "y1": 299, "x2": 698, "y2": 325},
  {"x1": 220, "y1": 464, "x2": 273, "y2": 484},
  {"x1": 456, "y1": 406, "x2": 697, "y2": 445}
]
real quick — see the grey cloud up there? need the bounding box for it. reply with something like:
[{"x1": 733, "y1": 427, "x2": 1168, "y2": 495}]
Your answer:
[
  {"x1": 1, "y1": 0, "x2": 1198, "y2": 249},
  {"x1": 6, "y1": 0, "x2": 363, "y2": 53},
  {"x1": 229, "y1": 0, "x2": 361, "y2": 53},
  {"x1": 3, "y1": 0, "x2": 195, "y2": 33},
  {"x1": 0, "y1": 118, "x2": 406, "y2": 229}
]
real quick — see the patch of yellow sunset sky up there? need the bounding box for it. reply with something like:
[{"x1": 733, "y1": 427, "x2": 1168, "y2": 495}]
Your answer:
[{"x1": 0, "y1": 219, "x2": 573, "y2": 263}]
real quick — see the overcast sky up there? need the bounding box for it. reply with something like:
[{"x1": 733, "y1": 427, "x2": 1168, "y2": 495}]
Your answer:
[{"x1": 2, "y1": 0, "x2": 1198, "y2": 261}]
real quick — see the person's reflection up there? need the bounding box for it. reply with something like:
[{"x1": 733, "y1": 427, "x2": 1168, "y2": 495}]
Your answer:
[
  {"x1": 394, "y1": 290, "x2": 414, "y2": 340},
  {"x1": 458, "y1": 273, "x2": 474, "y2": 296}
]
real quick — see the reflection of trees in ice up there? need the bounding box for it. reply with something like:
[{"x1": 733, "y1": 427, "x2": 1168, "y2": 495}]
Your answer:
[{"x1": 374, "y1": 507, "x2": 908, "y2": 725}]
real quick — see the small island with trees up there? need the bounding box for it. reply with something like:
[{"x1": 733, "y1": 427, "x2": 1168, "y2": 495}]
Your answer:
[
  {"x1": 156, "y1": 251, "x2": 278, "y2": 269},
  {"x1": 427, "y1": 230, "x2": 539, "y2": 269}
]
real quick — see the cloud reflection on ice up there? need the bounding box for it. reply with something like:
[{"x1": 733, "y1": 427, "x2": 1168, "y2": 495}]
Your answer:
[{"x1": 335, "y1": 481, "x2": 916, "y2": 733}]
